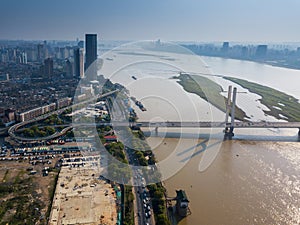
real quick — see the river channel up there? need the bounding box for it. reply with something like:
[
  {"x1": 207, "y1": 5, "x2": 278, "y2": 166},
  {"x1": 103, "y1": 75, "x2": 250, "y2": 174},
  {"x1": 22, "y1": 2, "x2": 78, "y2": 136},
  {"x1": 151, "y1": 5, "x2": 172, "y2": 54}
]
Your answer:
[{"x1": 99, "y1": 42, "x2": 300, "y2": 225}]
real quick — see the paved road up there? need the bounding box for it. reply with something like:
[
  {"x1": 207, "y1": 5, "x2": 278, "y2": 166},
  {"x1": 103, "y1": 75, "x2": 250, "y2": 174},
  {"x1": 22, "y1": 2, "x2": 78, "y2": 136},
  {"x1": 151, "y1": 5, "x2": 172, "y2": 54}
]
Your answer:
[
  {"x1": 125, "y1": 147, "x2": 154, "y2": 225},
  {"x1": 113, "y1": 98, "x2": 154, "y2": 225}
]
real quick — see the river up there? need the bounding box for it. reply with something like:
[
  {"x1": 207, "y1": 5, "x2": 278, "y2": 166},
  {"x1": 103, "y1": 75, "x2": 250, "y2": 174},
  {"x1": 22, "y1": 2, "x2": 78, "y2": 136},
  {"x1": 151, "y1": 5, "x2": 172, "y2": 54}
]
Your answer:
[{"x1": 99, "y1": 42, "x2": 300, "y2": 225}]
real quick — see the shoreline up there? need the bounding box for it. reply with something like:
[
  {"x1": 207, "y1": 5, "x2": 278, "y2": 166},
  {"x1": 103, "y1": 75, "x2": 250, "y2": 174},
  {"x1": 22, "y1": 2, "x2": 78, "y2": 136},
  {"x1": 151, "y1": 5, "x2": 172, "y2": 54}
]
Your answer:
[
  {"x1": 224, "y1": 76, "x2": 300, "y2": 122},
  {"x1": 194, "y1": 54, "x2": 300, "y2": 71},
  {"x1": 173, "y1": 73, "x2": 249, "y2": 121}
]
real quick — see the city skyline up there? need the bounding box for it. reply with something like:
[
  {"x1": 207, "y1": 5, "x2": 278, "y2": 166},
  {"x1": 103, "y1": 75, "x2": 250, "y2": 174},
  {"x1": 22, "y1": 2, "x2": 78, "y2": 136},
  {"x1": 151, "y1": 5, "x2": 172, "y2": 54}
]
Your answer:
[{"x1": 1, "y1": 0, "x2": 300, "y2": 42}]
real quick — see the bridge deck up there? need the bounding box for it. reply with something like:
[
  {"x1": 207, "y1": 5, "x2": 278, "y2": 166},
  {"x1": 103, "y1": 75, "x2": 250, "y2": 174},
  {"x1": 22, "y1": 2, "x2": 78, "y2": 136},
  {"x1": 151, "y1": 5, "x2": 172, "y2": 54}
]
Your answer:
[
  {"x1": 133, "y1": 121, "x2": 300, "y2": 129},
  {"x1": 73, "y1": 121, "x2": 300, "y2": 129}
]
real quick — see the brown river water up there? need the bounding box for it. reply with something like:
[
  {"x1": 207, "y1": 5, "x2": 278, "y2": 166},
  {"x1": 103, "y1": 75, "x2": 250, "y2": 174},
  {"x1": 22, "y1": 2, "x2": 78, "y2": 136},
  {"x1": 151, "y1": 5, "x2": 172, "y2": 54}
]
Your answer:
[
  {"x1": 100, "y1": 44, "x2": 300, "y2": 224},
  {"x1": 149, "y1": 136, "x2": 300, "y2": 225}
]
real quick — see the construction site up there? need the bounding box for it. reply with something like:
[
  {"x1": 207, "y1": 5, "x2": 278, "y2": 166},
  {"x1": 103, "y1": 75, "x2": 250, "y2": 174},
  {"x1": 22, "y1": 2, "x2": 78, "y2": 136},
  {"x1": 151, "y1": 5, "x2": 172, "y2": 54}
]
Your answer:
[{"x1": 49, "y1": 156, "x2": 120, "y2": 225}]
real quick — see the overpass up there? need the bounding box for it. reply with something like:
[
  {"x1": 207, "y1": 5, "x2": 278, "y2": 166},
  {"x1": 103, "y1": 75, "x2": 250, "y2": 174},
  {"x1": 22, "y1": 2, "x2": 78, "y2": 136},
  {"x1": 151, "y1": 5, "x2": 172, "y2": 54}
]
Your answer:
[{"x1": 8, "y1": 90, "x2": 118, "y2": 142}]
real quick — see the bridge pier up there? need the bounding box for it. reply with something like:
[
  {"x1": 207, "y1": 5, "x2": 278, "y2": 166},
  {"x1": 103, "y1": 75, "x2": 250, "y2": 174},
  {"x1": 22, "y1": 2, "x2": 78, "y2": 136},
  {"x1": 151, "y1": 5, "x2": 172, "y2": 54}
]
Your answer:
[
  {"x1": 155, "y1": 127, "x2": 158, "y2": 136},
  {"x1": 224, "y1": 126, "x2": 234, "y2": 140}
]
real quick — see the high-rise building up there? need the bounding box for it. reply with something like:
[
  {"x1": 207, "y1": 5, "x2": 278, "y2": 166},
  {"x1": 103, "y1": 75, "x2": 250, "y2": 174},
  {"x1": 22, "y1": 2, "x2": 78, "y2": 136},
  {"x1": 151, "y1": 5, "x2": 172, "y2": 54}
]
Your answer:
[
  {"x1": 65, "y1": 59, "x2": 73, "y2": 78},
  {"x1": 241, "y1": 46, "x2": 248, "y2": 58},
  {"x1": 85, "y1": 34, "x2": 97, "y2": 71},
  {"x1": 44, "y1": 58, "x2": 54, "y2": 79},
  {"x1": 21, "y1": 52, "x2": 27, "y2": 64},
  {"x1": 37, "y1": 44, "x2": 45, "y2": 62},
  {"x1": 255, "y1": 45, "x2": 268, "y2": 58},
  {"x1": 222, "y1": 42, "x2": 229, "y2": 52},
  {"x1": 74, "y1": 48, "x2": 84, "y2": 78}
]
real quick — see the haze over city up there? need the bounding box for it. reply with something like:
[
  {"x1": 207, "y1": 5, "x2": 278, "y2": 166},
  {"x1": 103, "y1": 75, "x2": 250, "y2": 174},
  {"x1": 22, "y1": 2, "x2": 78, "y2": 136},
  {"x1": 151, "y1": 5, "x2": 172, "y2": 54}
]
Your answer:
[
  {"x1": 1, "y1": 1, "x2": 300, "y2": 225},
  {"x1": 1, "y1": 0, "x2": 300, "y2": 41}
]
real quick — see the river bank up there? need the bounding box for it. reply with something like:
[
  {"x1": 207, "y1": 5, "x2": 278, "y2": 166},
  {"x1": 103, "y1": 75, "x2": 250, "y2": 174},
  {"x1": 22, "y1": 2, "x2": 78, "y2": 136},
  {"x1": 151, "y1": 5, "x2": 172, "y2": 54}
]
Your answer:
[
  {"x1": 173, "y1": 73, "x2": 300, "y2": 123},
  {"x1": 224, "y1": 76, "x2": 300, "y2": 122},
  {"x1": 172, "y1": 73, "x2": 248, "y2": 121}
]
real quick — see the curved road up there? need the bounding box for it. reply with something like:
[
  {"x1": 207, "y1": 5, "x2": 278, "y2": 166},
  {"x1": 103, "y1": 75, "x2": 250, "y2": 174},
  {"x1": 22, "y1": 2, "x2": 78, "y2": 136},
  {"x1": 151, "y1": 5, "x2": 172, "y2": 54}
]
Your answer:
[{"x1": 8, "y1": 90, "x2": 118, "y2": 142}]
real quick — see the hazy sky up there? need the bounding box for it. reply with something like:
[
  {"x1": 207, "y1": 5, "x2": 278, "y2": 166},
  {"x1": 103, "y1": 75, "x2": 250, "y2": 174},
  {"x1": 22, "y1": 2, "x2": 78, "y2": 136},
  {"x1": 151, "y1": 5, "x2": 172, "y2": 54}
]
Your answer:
[{"x1": 1, "y1": 0, "x2": 300, "y2": 42}]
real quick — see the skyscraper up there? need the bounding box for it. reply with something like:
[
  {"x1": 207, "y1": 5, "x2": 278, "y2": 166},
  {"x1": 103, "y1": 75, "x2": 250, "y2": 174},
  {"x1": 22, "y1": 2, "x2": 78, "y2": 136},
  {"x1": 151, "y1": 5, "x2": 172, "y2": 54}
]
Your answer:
[
  {"x1": 37, "y1": 44, "x2": 44, "y2": 62},
  {"x1": 85, "y1": 34, "x2": 97, "y2": 71},
  {"x1": 74, "y1": 48, "x2": 84, "y2": 78},
  {"x1": 21, "y1": 52, "x2": 27, "y2": 64},
  {"x1": 255, "y1": 45, "x2": 268, "y2": 58},
  {"x1": 65, "y1": 59, "x2": 73, "y2": 78},
  {"x1": 222, "y1": 42, "x2": 229, "y2": 54},
  {"x1": 44, "y1": 58, "x2": 54, "y2": 79}
]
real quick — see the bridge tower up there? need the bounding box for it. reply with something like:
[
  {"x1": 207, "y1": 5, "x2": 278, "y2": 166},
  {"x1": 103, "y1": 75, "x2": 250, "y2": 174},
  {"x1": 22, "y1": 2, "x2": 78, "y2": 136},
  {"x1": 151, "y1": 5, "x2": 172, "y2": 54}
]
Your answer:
[
  {"x1": 224, "y1": 86, "x2": 237, "y2": 139},
  {"x1": 224, "y1": 85, "x2": 232, "y2": 132}
]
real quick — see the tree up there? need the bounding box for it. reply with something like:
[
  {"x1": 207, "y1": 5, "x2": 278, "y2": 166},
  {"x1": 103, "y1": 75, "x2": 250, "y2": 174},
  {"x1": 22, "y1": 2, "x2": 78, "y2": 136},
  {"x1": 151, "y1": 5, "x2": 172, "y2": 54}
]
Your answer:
[
  {"x1": 45, "y1": 126, "x2": 55, "y2": 135},
  {"x1": 24, "y1": 128, "x2": 34, "y2": 137},
  {"x1": 154, "y1": 190, "x2": 164, "y2": 199},
  {"x1": 156, "y1": 214, "x2": 171, "y2": 225}
]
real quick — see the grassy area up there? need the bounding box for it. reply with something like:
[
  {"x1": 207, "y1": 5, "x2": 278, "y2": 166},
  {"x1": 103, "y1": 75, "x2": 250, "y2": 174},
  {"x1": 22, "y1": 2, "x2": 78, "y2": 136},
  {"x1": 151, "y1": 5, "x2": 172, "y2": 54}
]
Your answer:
[
  {"x1": 0, "y1": 161, "x2": 60, "y2": 225},
  {"x1": 174, "y1": 73, "x2": 249, "y2": 121},
  {"x1": 22, "y1": 125, "x2": 56, "y2": 138},
  {"x1": 0, "y1": 171, "x2": 43, "y2": 224},
  {"x1": 123, "y1": 186, "x2": 134, "y2": 225},
  {"x1": 224, "y1": 77, "x2": 300, "y2": 122}
]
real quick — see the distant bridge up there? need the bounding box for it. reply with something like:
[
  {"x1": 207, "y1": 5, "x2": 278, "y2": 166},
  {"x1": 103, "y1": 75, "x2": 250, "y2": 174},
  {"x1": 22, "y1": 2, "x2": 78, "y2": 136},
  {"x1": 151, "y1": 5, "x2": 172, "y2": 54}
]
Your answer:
[{"x1": 8, "y1": 85, "x2": 300, "y2": 143}]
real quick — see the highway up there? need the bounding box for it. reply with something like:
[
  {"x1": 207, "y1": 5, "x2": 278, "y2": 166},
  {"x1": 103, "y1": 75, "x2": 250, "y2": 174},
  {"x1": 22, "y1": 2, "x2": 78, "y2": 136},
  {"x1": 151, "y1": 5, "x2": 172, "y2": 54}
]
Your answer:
[
  {"x1": 112, "y1": 98, "x2": 154, "y2": 225},
  {"x1": 125, "y1": 147, "x2": 154, "y2": 225}
]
